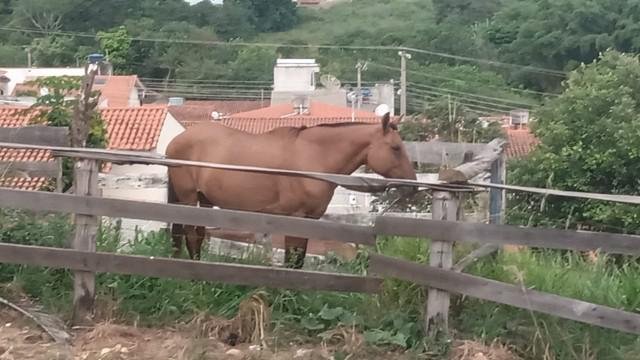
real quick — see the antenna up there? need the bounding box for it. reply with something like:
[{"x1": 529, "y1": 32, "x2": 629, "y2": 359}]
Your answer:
[{"x1": 320, "y1": 74, "x2": 341, "y2": 90}]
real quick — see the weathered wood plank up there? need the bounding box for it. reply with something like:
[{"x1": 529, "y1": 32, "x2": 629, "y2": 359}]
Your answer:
[
  {"x1": 426, "y1": 191, "x2": 457, "y2": 336},
  {"x1": 72, "y1": 159, "x2": 99, "y2": 325},
  {"x1": 369, "y1": 254, "x2": 640, "y2": 334},
  {"x1": 0, "y1": 161, "x2": 59, "y2": 178},
  {"x1": 0, "y1": 126, "x2": 69, "y2": 147},
  {"x1": 0, "y1": 188, "x2": 376, "y2": 246},
  {"x1": 404, "y1": 141, "x2": 488, "y2": 166},
  {"x1": 0, "y1": 243, "x2": 382, "y2": 293},
  {"x1": 438, "y1": 138, "x2": 506, "y2": 182},
  {"x1": 374, "y1": 216, "x2": 640, "y2": 256}
]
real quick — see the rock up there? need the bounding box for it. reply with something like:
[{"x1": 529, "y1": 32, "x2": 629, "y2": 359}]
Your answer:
[
  {"x1": 293, "y1": 349, "x2": 314, "y2": 359},
  {"x1": 225, "y1": 348, "x2": 244, "y2": 358}
]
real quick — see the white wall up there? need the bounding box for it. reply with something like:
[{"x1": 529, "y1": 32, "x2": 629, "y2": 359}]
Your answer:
[
  {"x1": 0, "y1": 68, "x2": 85, "y2": 95},
  {"x1": 326, "y1": 172, "x2": 439, "y2": 215},
  {"x1": 101, "y1": 113, "x2": 186, "y2": 242},
  {"x1": 273, "y1": 60, "x2": 319, "y2": 92}
]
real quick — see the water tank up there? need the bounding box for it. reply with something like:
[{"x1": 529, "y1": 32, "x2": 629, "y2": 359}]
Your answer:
[
  {"x1": 168, "y1": 97, "x2": 185, "y2": 106},
  {"x1": 87, "y1": 53, "x2": 105, "y2": 64},
  {"x1": 510, "y1": 109, "x2": 529, "y2": 125}
]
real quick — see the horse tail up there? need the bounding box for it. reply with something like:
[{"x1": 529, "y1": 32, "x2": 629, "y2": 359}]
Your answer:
[{"x1": 167, "y1": 171, "x2": 183, "y2": 257}]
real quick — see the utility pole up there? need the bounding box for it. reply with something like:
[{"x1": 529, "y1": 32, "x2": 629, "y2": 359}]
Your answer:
[
  {"x1": 24, "y1": 47, "x2": 32, "y2": 68},
  {"x1": 398, "y1": 51, "x2": 411, "y2": 116},
  {"x1": 355, "y1": 61, "x2": 367, "y2": 109}
]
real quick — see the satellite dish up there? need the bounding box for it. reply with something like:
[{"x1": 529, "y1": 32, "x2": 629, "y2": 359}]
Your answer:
[
  {"x1": 211, "y1": 111, "x2": 220, "y2": 120},
  {"x1": 375, "y1": 104, "x2": 390, "y2": 117},
  {"x1": 320, "y1": 74, "x2": 341, "y2": 90}
]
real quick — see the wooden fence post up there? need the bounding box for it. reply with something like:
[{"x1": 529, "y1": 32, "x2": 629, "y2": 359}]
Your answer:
[
  {"x1": 426, "y1": 190, "x2": 460, "y2": 337},
  {"x1": 72, "y1": 158, "x2": 99, "y2": 324}
]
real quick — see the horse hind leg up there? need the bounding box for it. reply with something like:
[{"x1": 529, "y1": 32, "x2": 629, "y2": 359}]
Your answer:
[
  {"x1": 284, "y1": 236, "x2": 309, "y2": 269},
  {"x1": 171, "y1": 223, "x2": 185, "y2": 258},
  {"x1": 185, "y1": 225, "x2": 205, "y2": 260}
]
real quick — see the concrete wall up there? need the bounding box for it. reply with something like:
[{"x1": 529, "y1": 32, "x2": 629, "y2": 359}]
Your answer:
[
  {"x1": 272, "y1": 60, "x2": 319, "y2": 92},
  {"x1": 270, "y1": 89, "x2": 347, "y2": 107}
]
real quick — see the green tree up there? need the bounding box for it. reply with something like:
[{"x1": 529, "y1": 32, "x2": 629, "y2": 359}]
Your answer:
[
  {"x1": 26, "y1": 75, "x2": 108, "y2": 191},
  {"x1": 29, "y1": 36, "x2": 76, "y2": 66},
  {"x1": 432, "y1": 0, "x2": 503, "y2": 24},
  {"x1": 231, "y1": 0, "x2": 298, "y2": 32},
  {"x1": 487, "y1": 0, "x2": 640, "y2": 90},
  {"x1": 97, "y1": 26, "x2": 133, "y2": 74},
  {"x1": 404, "y1": 97, "x2": 505, "y2": 143},
  {"x1": 507, "y1": 50, "x2": 640, "y2": 234}
]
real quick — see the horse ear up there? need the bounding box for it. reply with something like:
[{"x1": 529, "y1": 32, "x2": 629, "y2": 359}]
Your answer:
[
  {"x1": 381, "y1": 112, "x2": 391, "y2": 131},
  {"x1": 391, "y1": 114, "x2": 404, "y2": 125}
]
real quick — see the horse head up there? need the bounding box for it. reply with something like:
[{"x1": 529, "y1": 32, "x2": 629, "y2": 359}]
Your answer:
[{"x1": 366, "y1": 112, "x2": 417, "y2": 182}]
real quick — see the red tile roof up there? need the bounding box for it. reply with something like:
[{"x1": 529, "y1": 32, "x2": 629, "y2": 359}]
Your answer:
[
  {"x1": 169, "y1": 100, "x2": 267, "y2": 127},
  {"x1": 230, "y1": 101, "x2": 374, "y2": 119},
  {"x1": 0, "y1": 107, "x2": 55, "y2": 190},
  {"x1": 0, "y1": 106, "x2": 169, "y2": 187},
  {"x1": 192, "y1": 101, "x2": 384, "y2": 133},
  {"x1": 504, "y1": 125, "x2": 539, "y2": 158},
  {"x1": 101, "y1": 106, "x2": 168, "y2": 151},
  {"x1": 95, "y1": 75, "x2": 140, "y2": 108},
  {"x1": 214, "y1": 116, "x2": 383, "y2": 134}
]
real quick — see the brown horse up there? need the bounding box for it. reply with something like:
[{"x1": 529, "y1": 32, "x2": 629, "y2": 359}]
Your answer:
[{"x1": 165, "y1": 112, "x2": 416, "y2": 268}]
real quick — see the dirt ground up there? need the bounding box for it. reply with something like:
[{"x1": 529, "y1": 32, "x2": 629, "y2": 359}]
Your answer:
[{"x1": 0, "y1": 308, "x2": 520, "y2": 360}]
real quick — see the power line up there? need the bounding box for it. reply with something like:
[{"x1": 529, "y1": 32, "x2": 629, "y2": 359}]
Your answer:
[
  {"x1": 401, "y1": 46, "x2": 566, "y2": 77},
  {"x1": 408, "y1": 87, "x2": 529, "y2": 111},
  {"x1": 0, "y1": 26, "x2": 567, "y2": 77},
  {"x1": 408, "y1": 92, "x2": 512, "y2": 115},
  {"x1": 409, "y1": 82, "x2": 536, "y2": 108},
  {"x1": 368, "y1": 62, "x2": 560, "y2": 97}
]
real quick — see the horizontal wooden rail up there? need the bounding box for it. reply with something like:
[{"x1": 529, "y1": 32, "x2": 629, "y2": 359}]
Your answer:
[
  {"x1": 0, "y1": 243, "x2": 382, "y2": 293},
  {"x1": 369, "y1": 254, "x2": 640, "y2": 334},
  {"x1": 0, "y1": 160, "x2": 59, "y2": 178},
  {"x1": 0, "y1": 188, "x2": 376, "y2": 246},
  {"x1": 0, "y1": 126, "x2": 68, "y2": 147},
  {"x1": 375, "y1": 216, "x2": 640, "y2": 256}
]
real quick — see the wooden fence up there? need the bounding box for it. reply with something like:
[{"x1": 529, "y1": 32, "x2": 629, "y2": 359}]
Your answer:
[{"x1": 1, "y1": 126, "x2": 640, "y2": 337}]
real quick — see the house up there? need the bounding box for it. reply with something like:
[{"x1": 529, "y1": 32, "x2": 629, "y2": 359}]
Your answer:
[
  {"x1": 7, "y1": 73, "x2": 146, "y2": 108},
  {"x1": 0, "y1": 67, "x2": 86, "y2": 97},
  {"x1": 0, "y1": 105, "x2": 186, "y2": 241},
  {"x1": 99, "y1": 106, "x2": 185, "y2": 240},
  {"x1": 504, "y1": 124, "x2": 538, "y2": 159}
]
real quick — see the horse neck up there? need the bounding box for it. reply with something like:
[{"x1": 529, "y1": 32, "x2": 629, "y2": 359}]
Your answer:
[{"x1": 297, "y1": 124, "x2": 375, "y2": 175}]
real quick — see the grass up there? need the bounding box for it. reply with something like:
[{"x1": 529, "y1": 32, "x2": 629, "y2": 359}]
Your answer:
[{"x1": 1, "y1": 209, "x2": 640, "y2": 359}]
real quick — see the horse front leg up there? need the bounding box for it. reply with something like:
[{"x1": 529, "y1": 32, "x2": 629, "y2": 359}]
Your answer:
[{"x1": 284, "y1": 235, "x2": 308, "y2": 269}]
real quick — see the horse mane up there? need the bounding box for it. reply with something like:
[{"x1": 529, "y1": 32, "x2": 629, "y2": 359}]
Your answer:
[{"x1": 285, "y1": 121, "x2": 396, "y2": 136}]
